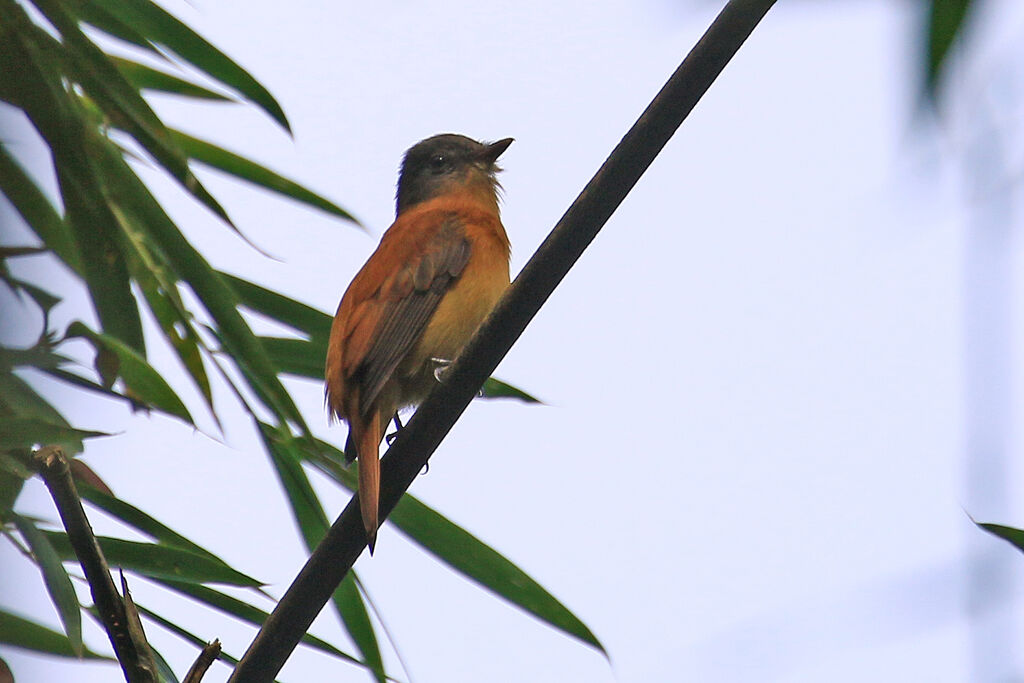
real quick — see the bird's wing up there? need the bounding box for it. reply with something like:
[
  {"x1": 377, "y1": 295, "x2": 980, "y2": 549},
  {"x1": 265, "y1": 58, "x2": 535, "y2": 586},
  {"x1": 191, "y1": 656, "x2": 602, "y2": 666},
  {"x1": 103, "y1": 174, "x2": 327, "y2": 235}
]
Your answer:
[{"x1": 346, "y1": 213, "x2": 471, "y2": 414}]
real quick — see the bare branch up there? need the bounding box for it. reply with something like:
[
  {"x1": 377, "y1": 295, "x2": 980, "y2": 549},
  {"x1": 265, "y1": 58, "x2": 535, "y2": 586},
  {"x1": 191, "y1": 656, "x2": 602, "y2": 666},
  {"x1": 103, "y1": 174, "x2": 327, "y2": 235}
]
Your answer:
[{"x1": 184, "y1": 640, "x2": 222, "y2": 683}]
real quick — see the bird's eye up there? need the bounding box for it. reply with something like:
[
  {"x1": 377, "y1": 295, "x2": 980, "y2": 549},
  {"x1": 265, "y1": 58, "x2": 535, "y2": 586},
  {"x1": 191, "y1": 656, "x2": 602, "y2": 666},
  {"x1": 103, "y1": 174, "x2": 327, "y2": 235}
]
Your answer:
[{"x1": 428, "y1": 154, "x2": 447, "y2": 171}]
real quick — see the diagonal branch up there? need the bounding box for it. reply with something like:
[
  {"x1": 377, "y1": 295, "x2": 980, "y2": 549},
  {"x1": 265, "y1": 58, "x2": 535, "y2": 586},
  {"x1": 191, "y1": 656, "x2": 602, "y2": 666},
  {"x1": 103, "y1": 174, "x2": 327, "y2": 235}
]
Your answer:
[
  {"x1": 228, "y1": 0, "x2": 777, "y2": 680},
  {"x1": 32, "y1": 446, "x2": 158, "y2": 683}
]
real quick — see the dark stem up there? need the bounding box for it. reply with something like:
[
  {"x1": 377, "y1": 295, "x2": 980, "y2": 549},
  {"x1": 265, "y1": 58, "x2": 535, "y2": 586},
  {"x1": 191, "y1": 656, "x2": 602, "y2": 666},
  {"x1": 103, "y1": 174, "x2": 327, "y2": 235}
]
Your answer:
[
  {"x1": 31, "y1": 446, "x2": 156, "y2": 683},
  {"x1": 183, "y1": 640, "x2": 222, "y2": 683},
  {"x1": 228, "y1": 1, "x2": 777, "y2": 680}
]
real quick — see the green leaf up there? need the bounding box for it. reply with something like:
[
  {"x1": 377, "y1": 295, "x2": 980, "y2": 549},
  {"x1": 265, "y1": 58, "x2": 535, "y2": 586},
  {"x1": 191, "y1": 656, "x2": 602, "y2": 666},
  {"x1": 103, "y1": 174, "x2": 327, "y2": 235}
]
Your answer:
[
  {"x1": 0, "y1": 608, "x2": 109, "y2": 659},
  {"x1": 0, "y1": 339, "x2": 71, "y2": 373},
  {"x1": 0, "y1": 417, "x2": 108, "y2": 450},
  {"x1": 41, "y1": 367, "x2": 147, "y2": 413},
  {"x1": 390, "y1": 495, "x2": 605, "y2": 654},
  {"x1": 0, "y1": 144, "x2": 82, "y2": 274},
  {"x1": 0, "y1": 371, "x2": 85, "y2": 454},
  {"x1": 0, "y1": 274, "x2": 62, "y2": 315},
  {"x1": 304, "y1": 439, "x2": 604, "y2": 653},
  {"x1": 66, "y1": 322, "x2": 193, "y2": 425},
  {"x1": 480, "y1": 377, "x2": 543, "y2": 403},
  {"x1": 257, "y1": 422, "x2": 385, "y2": 681},
  {"x1": 59, "y1": 153, "x2": 147, "y2": 355},
  {"x1": 224, "y1": 272, "x2": 333, "y2": 339},
  {"x1": 260, "y1": 336, "x2": 323, "y2": 379},
  {"x1": 127, "y1": 256, "x2": 217, "y2": 425},
  {"x1": 923, "y1": 0, "x2": 974, "y2": 99},
  {"x1": 10, "y1": 514, "x2": 83, "y2": 656},
  {"x1": 31, "y1": 0, "x2": 234, "y2": 226},
  {"x1": 65, "y1": 0, "x2": 157, "y2": 51},
  {"x1": 976, "y1": 521, "x2": 1024, "y2": 554},
  {"x1": 0, "y1": 451, "x2": 33, "y2": 480},
  {"x1": 128, "y1": 603, "x2": 239, "y2": 666},
  {"x1": 154, "y1": 579, "x2": 369, "y2": 670},
  {"x1": 149, "y1": 645, "x2": 180, "y2": 683},
  {"x1": 84, "y1": 0, "x2": 290, "y2": 131},
  {"x1": 171, "y1": 130, "x2": 358, "y2": 223},
  {"x1": 79, "y1": 488, "x2": 217, "y2": 560},
  {"x1": 42, "y1": 531, "x2": 264, "y2": 587},
  {"x1": 81, "y1": 140, "x2": 308, "y2": 432},
  {"x1": 112, "y1": 57, "x2": 232, "y2": 101}
]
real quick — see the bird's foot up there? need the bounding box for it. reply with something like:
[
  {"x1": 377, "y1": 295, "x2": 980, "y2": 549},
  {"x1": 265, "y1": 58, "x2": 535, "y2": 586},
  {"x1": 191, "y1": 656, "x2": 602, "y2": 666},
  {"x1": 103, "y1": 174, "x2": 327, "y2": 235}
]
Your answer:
[
  {"x1": 385, "y1": 413, "x2": 403, "y2": 445},
  {"x1": 430, "y1": 357, "x2": 453, "y2": 382}
]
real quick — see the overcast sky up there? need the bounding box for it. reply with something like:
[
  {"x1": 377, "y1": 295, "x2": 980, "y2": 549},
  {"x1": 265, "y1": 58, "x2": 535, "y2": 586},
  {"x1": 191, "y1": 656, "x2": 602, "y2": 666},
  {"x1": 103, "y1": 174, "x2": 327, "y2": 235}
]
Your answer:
[{"x1": 5, "y1": 0, "x2": 1024, "y2": 681}]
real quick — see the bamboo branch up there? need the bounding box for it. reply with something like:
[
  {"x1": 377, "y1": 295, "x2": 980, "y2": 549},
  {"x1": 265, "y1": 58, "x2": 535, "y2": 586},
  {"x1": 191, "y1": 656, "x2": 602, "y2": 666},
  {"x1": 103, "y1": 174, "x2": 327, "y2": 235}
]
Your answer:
[
  {"x1": 32, "y1": 446, "x2": 157, "y2": 683},
  {"x1": 184, "y1": 640, "x2": 222, "y2": 683},
  {"x1": 229, "y1": 1, "x2": 777, "y2": 680}
]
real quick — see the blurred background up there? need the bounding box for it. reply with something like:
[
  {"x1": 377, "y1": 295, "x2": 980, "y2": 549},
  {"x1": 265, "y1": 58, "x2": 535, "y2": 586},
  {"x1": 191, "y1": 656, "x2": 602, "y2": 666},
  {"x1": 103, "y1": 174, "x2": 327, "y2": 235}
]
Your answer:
[{"x1": 3, "y1": 0, "x2": 1024, "y2": 680}]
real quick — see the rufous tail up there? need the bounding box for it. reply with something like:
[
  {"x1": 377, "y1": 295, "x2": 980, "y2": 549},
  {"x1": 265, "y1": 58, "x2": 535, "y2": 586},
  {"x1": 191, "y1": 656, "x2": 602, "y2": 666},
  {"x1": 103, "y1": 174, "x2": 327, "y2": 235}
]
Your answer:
[{"x1": 356, "y1": 411, "x2": 382, "y2": 553}]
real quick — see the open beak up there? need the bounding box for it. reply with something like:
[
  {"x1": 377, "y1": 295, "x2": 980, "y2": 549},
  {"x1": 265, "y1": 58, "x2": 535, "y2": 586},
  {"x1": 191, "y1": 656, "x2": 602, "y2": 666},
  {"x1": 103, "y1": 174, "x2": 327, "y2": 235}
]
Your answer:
[{"x1": 479, "y1": 137, "x2": 514, "y2": 164}]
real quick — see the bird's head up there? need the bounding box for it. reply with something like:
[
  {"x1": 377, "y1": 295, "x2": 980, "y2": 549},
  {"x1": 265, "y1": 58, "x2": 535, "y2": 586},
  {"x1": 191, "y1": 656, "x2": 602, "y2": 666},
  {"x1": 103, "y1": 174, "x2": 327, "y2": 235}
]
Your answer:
[{"x1": 396, "y1": 134, "x2": 513, "y2": 215}]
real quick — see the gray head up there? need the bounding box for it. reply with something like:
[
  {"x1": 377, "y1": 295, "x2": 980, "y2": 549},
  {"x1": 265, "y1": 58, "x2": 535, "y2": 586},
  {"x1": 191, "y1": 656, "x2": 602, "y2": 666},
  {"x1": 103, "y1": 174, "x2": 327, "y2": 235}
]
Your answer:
[{"x1": 396, "y1": 134, "x2": 513, "y2": 215}]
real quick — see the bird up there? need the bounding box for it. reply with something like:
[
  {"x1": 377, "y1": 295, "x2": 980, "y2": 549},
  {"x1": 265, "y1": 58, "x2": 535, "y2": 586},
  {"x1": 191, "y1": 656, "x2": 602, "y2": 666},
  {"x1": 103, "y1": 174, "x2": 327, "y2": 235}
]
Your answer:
[{"x1": 325, "y1": 133, "x2": 513, "y2": 552}]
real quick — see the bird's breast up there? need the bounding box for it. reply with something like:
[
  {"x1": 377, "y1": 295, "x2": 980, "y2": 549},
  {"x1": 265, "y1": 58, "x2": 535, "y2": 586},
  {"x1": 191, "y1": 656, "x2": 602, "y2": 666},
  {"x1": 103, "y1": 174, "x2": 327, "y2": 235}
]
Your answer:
[{"x1": 398, "y1": 226, "x2": 510, "y2": 401}]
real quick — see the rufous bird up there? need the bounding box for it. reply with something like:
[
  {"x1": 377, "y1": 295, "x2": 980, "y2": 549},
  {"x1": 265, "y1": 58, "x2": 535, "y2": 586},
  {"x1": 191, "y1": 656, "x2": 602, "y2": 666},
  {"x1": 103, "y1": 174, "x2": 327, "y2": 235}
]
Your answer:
[{"x1": 325, "y1": 134, "x2": 513, "y2": 552}]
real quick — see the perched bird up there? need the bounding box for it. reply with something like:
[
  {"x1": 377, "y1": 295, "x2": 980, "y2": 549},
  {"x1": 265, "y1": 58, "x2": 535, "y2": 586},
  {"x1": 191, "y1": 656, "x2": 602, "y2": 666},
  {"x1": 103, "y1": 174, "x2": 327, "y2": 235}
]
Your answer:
[{"x1": 326, "y1": 134, "x2": 513, "y2": 551}]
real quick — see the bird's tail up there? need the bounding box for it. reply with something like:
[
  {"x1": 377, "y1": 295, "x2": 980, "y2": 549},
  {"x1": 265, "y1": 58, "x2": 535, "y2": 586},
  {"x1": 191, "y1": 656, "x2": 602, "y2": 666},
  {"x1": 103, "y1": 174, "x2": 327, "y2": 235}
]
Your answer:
[{"x1": 355, "y1": 411, "x2": 383, "y2": 553}]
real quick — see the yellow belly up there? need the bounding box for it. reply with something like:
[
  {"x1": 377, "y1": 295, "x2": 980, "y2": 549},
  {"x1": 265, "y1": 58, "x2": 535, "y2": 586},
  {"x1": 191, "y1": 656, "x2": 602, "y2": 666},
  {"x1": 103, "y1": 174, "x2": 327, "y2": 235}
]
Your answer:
[{"x1": 397, "y1": 238, "x2": 510, "y2": 404}]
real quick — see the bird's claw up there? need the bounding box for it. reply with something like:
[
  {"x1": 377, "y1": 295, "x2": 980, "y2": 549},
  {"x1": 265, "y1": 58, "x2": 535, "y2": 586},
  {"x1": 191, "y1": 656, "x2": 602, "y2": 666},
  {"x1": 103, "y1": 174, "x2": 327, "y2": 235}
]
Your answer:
[{"x1": 431, "y1": 357, "x2": 453, "y2": 382}]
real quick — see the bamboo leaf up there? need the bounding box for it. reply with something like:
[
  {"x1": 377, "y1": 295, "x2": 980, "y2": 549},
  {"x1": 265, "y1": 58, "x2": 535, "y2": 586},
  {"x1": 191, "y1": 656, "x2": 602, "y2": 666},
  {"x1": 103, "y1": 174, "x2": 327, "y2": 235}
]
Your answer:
[
  {"x1": 10, "y1": 514, "x2": 83, "y2": 656},
  {"x1": 0, "y1": 417, "x2": 108, "y2": 450},
  {"x1": 223, "y1": 272, "x2": 332, "y2": 340},
  {"x1": 260, "y1": 337, "x2": 322, "y2": 379},
  {"x1": 149, "y1": 645, "x2": 180, "y2": 683},
  {"x1": 0, "y1": 608, "x2": 109, "y2": 659},
  {"x1": 390, "y1": 495, "x2": 605, "y2": 654},
  {"x1": 130, "y1": 603, "x2": 239, "y2": 667},
  {"x1": 42, "y1": 531, "x2": 264, "y2": 587},
  {"x1": 306, "y1": 438, "x2": 604, "y2": 654},
  {"x1": 112, "y1": 57, "x2": 233, "y2": 101},
  {"x1": 31, "y1": 0, "x2": 234, "y2": 225},
  {"x1": 154, "y1": 579, "x2": 369, "y2": 669},
  {"x1": 79, "y1": 487, "x2": 216, "y2": 560},
  {"x1": 976, "y1": 521, "x2": 1024, "y2": 555},
  {"x1": 82, "y1": 139, "x2": 308, "y2": 432},
  {"x1": 83, "y1": 0, "x2": 290, "y2": 131},
  {"x1": 0, "y1": 371, "x2": 85, "y2": 455},
  {"x1": 42, "y1": 367, "x2": 148, "y2": 413},
  {"x1": 480, "y1": 377, "x2": 543, "y2": 403},
  {"x1": 257, "y1": 422, "x2": 385, "y2": 681},
  {"x1": 0, "y1": 451, "x2": 33, "y2": 480},
  {"x1": 923, "y1": 0, "x2": 974, "y2": 99},
  {"x1": 66, "y1": 321, "x2": 193, "y2": 425},
  {"x1": 0, "y1": 144, "x2": 81, "y2": 274},
  {"x1": 0, "y1": 274, "x2": 62, "y2": 315},
  {"x1": 126, "y1": 253, "x2": 217, "y2": 424},
  {"x1": 171, "y1": 130, "x2": 358, "y2": 223},
  {"x1": 65, "y1": 0, "x2": 157, "y2": 52},
  {"x1": 55, "y1": 135, "x2": 146, "y2": 354}
]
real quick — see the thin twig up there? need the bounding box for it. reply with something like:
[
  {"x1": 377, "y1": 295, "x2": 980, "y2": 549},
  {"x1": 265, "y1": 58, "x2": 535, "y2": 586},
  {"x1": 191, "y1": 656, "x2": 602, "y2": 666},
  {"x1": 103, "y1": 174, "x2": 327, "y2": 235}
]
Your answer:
[
  {"x1": 228, "y1": 1, "x2": 777, "y2": 680},
  {"x1": 32, "y1": 446, "x2": 157, "y2": 683},
  {"x1": 183, "y1": 640, "x2": 222, "y2": 683}
]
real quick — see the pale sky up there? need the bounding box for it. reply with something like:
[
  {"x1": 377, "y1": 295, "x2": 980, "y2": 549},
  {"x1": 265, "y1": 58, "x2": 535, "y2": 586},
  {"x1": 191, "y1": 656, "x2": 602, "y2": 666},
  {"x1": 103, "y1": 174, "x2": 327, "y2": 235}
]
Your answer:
[{"x1": 4, "y1": 0, "x2": 1024, "y2": 681}]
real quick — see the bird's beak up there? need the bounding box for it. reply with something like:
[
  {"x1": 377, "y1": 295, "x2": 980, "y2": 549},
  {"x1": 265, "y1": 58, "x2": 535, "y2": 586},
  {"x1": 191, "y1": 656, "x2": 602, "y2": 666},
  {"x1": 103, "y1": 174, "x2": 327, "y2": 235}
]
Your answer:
[{"x1": 479, "y1": 138, "x2": 514, "y2": 164}]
